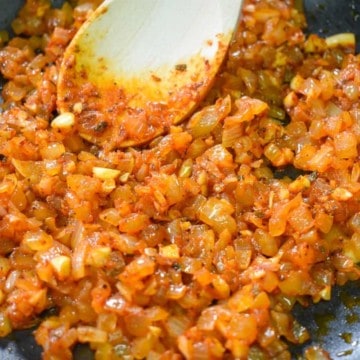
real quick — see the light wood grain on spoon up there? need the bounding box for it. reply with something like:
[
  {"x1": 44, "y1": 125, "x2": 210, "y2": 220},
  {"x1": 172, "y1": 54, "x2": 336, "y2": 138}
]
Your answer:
[{"x1": 57, "y1": 0, "x2": 243, "y2": 149}]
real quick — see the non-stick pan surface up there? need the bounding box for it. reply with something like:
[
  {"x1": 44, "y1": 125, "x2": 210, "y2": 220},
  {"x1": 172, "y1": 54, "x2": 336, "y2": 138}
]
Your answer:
[{"x1": 0, "y1": 0, "x2": 360, "y2": 359}]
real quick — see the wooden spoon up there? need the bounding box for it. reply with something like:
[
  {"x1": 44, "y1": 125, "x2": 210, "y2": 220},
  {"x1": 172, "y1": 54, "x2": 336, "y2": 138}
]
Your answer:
[{"x1": 57, "y1": 0, "x2": 243, "y2": 149}]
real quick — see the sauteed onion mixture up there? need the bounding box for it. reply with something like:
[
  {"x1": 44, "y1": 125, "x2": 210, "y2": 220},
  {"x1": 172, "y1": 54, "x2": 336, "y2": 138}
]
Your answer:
[{"x1": 0, "y1": 0, "x2": 359, "y2": 359}]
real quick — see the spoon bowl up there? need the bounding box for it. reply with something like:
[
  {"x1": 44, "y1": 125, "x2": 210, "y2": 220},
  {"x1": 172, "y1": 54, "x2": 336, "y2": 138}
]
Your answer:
[{"x1": 57, "y1": 0, "x2": 243, "y2": 148}]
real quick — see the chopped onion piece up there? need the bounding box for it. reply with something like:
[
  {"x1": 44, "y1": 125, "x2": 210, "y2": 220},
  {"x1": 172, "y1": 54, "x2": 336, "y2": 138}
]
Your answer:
[
  {"x1": 325, "y1": 33, "x2": 355, "y2": 48},
  {"x1": 93, "y1": 167, "x2": 121, "y2": 180},
  {"x1": 51, "y1": 112, "x2": 75, "y2": 129}
]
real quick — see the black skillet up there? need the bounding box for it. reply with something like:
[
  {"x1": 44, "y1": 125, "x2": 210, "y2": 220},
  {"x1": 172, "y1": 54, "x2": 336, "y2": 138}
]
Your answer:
[{"x1": 0, "y1": 1, "x2": 360, "y2": 359}]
